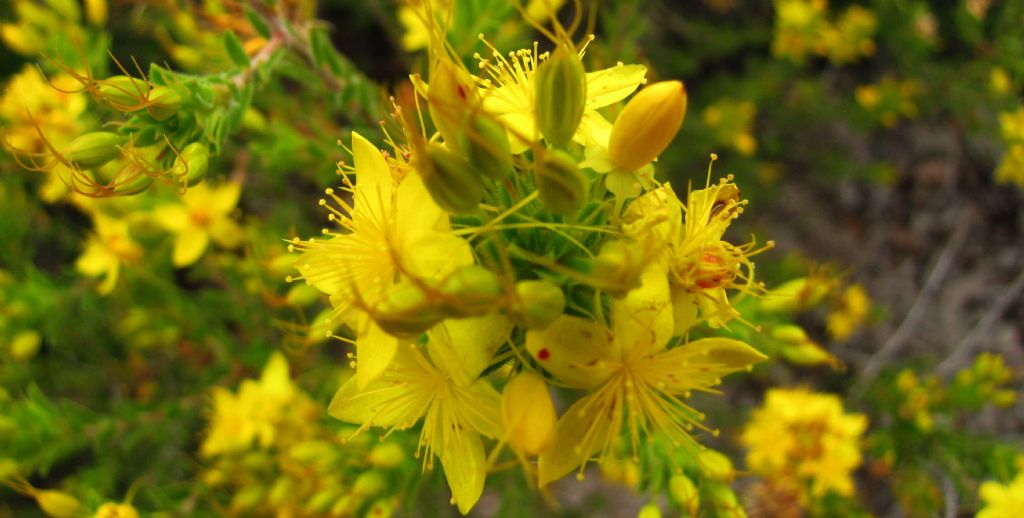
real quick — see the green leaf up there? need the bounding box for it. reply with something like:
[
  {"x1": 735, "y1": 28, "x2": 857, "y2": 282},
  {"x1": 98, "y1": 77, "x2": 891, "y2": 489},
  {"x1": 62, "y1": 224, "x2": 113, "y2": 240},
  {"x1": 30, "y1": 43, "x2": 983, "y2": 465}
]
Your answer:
[
  {"x1": 224, "y1": 31, "x2": 251, "y2": 68},
  {"x1": 245, "y1": 6, "x2": 272, "y2": 38}
]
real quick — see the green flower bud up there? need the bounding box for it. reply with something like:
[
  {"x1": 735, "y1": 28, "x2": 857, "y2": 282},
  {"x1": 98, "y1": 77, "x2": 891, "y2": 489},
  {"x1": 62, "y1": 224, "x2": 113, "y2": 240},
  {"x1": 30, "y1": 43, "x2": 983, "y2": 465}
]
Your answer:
[
  {"x1": 171, "y1": 142, "x2": 210, "y2": 186},
  {"x1": 34, "y1": 490, "x2": 83, "y2": 518},
  {"x1": 66, "y1": 132, "x2": 123, "y2": 168},
  {"x1": 97, "y1": 76, "x2": 150, "y2": 108},
  {"x1": 698, "y1": 449, "x2": 735, "y2": 481},
  {"x1": 703, "y1": 481, "x2": 746, "y2": 517},
  {"x1": 535, "y1": 148, "x2": 587, "y2": 215},
  {"x1": 609, "y1": 80, "x2": 687, "y2": 171},
  {"x1": 463, "y1": 114, "x2": 513, "y2": 180},
  {"x1": 535, "y1": 44, "x2": 587, "y2": 147},
  {"x1": 420, "y1": 142, "x2": 484, "y2": 214},
  {"x1": 146, "y1": 85, "x2": 183, "y2": 121},
  {"x1": 367, "y1": 442, "x2": 405, "y2": 468},
  {"x1": 439, "y1": 265, "x2": 502, "y2": 317},
  {"x1": 511, "y1": 280, "x2": 564, "y2": 329},
  {"x1": 637, "y1": 503, "x2": 662, "y2": 518},
  {"x1": 591, "y1": 239, "x2": 646, "y2": 295},
  {"x1": 668, "y1": 474, "x2": 700, "y2": 513},
  {"x1": 374, "y1": 282, "x2": 444, "y2": 338},
  {"x1": 353, "y1": 471, "x2": 386, "y2": 497}
]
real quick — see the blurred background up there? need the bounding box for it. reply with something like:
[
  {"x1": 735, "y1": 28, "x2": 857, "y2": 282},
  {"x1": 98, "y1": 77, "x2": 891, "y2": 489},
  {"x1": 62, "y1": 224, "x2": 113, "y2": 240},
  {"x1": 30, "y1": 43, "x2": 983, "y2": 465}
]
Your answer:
[{"x1": 1, "y1": 0, "x2": 1022, "y2": 517}]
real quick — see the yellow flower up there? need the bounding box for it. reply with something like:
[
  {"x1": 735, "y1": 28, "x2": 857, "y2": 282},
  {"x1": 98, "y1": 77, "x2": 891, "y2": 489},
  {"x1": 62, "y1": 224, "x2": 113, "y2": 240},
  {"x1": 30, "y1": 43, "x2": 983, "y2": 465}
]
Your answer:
[
  {"x1": 1, "y1": 66, "x2": 88, "y2": 201},
  {"x1": 623, "y1": 178, "x2": 763, "y2": 334},
  {"x1": 93, "y1": 502, "x2": 139, "y2": 518},
  {"x1": 154, "y1": 180, "x2": 243, "y2": 268},
  {"x1": 826, "y1": 283, "x2": 870, "y2": 341},
  {"x1": 741, "y1": 388, "x2": 867, "y2": 503},
  {"x1": 328, "y1": 315, "x2": 511, "y2": 515},
  {"x1": 75, "y1": 214, "x2": 142, "y2": 294},
  {"x1": 201, "y1": 352, "x2": 320, "y2": 457},
  {"x1": 290, "y1": 132, "x2": 472, "y2": 388},
  {"x1": 999, "y1": 107, "x2": 1024, "y2": 145},
  {"x1": 978, "y1": 471, "x2": 1024, "y2": 518},
  {"x1": 473, "y1": 40, "x2": 647, "y2": 153},
  {"x1": 527, "y1": 262, "x2": 766, "y2": 485}
]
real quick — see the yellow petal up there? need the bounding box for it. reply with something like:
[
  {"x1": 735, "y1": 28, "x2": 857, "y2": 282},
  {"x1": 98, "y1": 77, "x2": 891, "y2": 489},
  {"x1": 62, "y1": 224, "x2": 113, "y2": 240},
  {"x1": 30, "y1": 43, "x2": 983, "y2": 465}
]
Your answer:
[
  {"x1": 172, "y1": 229, "x2": 209, "y2": 267},
  {"x1": 646, "y1": 337, "x2": 767, "y2": 392},
  {"x1": 355, "y1": 318, "x2": 400, "y2": 390},
  {"x1": 537, "y1": 392, "x2": 614, "y2": 486},
  {"x1": 395, "y1": 168, "x2": 446, "y2": 235},
  {"x1": 525, "y1": 314, "x2": 619, "y2": 389},
  {"x1": 327, "y1": 367, "x2": 424, "y2": 428},
  {"x1": 211, "y1": 181, "x2": 242, "y2": 214},
  {"x1": 153, "y1": 204, "x2": 191, "y2": 232},
  {"x1": 670, "y1": 285, "x2": 699, "y2": 335},
  {"x1": 437, "y1": 419, "x2": 487, "y2": 514},
  {"x1": 352, "y1": 131, "x2": 392, "y2": 224},
  {"x1": 427, "y1": 314, "x2": 513, "y2": 382},
  {"x1": 208, "y1": 217, "x2": 243, "y2": 249},
  {"x1": 612, "y1": 262, "x2": 673, "y2": 358},
  {"x1": 585, "y1": 64, "x2": 647, "y2": 109}
]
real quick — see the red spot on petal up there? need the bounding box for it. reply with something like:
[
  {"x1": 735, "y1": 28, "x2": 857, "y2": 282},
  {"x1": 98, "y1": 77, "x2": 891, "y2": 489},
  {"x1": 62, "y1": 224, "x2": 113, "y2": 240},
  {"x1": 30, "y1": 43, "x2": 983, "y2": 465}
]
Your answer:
[{"x1": 538, "y1": 348, "x2": 551, "y2": 360}]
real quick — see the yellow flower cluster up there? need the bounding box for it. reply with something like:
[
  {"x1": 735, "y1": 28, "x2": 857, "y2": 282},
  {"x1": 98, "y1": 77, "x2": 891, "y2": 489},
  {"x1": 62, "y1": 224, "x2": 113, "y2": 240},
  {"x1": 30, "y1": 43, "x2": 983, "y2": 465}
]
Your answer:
[
  {"x1": 996, "y1": 107, "x2": 1024, "y2": 187},
  {"x1": 855, "y1": 77, "x2": 922, "y2": 128},
  {"x1": 69, "y1": 181, "x2": 243, "y2": 294},
  {"x1": 290, "y1": 14, "x2": 770, "y2": 514},
  {"x1": 978, "y1": 458, "x2": 1024, "y2": 518},
  {"x1": 702, "y1": 99, "x2": 757, "y2": 156},
  {"x1": 772, "y1": 0, "x2": 877, "y2": 65},
  {"x1": 0, "y1": 0, "x2": 105, "y2": 56},
  {"x1": 201, "y1": 353, "x2": 404, "y2": 517},
  {"x1": 742, "y1": 388, "x2": 867, "y2": 505},
  {"x1": 826, "y1": 283, "x2": 870, "y2": 341}
]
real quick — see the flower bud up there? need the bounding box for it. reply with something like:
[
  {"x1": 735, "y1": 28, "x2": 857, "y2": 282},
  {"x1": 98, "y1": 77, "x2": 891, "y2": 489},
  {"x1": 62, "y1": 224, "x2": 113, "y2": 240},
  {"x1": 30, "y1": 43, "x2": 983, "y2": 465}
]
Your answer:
[
  {"x1": 698, "y1": 448, "x2": 735, "y2": 481},
  {"x1": 66, "y1": 132, "x2": 123, "y2": 168},
  {"x1": 668, "y1": 474, "x2": 700, "y2": 513},
  {"x1": 93, "y1": 503, "x2": 140, "y2": 518},
  {"x1": 353, "y1": 471, "x2": 386, "y2": 497},
  {"x1": 374, "y1": 281, "x2": 444, "y2": 338},
  {"x1": 439, "y1": 265, "x2": 502, "y2": 317},
  {"x1": 146, "y1": 85, "x2": 184, "y2": 121},
  {"x1": 759, "y1": 276, "x2": 831, "y2": 313},
  {"x1": 637, "y1": 503, "x2": 662, "y2": 518},
  {"x1": 609, "y1": 80, "x2": 687, "y2": 171},
  {"x1": 535, "y1": 44, "x2": 587, "y2": 147},
  {"x1": 368, "y1": 442, "x2": 405, "y2": 468},
  {"x1": 420, "y1": 142, "x2": 484, "y2": 214},
  {"x1": 427, "y1": 61, "x2": 477, "y2": 148},
  {"x1": 34, "y1": 490, "x2": 82, "y2": 518},
  {"x1": 84, "y1": 0, "x2": 107, "y2": 25},
  {"x1": 463, "y1": 114, "x2": 513, "y2": 180},
  {"x1": 535, "y1": 148, "x2": 587, "y2": 215},
  {"x1": 171, "y1": 142, "x2": 210, "y2": 186},
  {"x1": 9, "y1": 330, "x2": 41, "y2": 361},
  {"x1": 511, "y1": 280, "x2": 564, "y2": 329},
  {"x1": 591, "y1": 239, "x2": 646, "y2": 295},
  {"x1": 97, "y1": 76, "x2": 150, "y2": 108},
  {"x1": 704, "y1": 481, "x2": 745, "y2": 517},
  {"x1": 502, "y1": 372, "x2": 556, "y2": 456}
]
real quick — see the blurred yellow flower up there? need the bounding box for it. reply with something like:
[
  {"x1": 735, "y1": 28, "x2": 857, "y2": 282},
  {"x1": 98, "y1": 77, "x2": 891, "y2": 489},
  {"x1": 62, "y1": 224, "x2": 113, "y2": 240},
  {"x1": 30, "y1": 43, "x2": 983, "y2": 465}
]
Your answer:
[
  {"x1": 978, "y1": 471, "x2": 1024, "y2": 518},
  {"x1": 742, "y1": 388, "x2": 867, "y2": 503},
  {"x1": 75, "y1": 214, "x2": 143, "y2": 294},
  {"x1": 827, "y1": 283, "x2": 870, "y2": 341},
  {"x1": 201, "y1": 352, "x2": 320, "y2": 457},
  {"x1": 154, "y1": 181, "x2": 243, "y2": 268}
]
